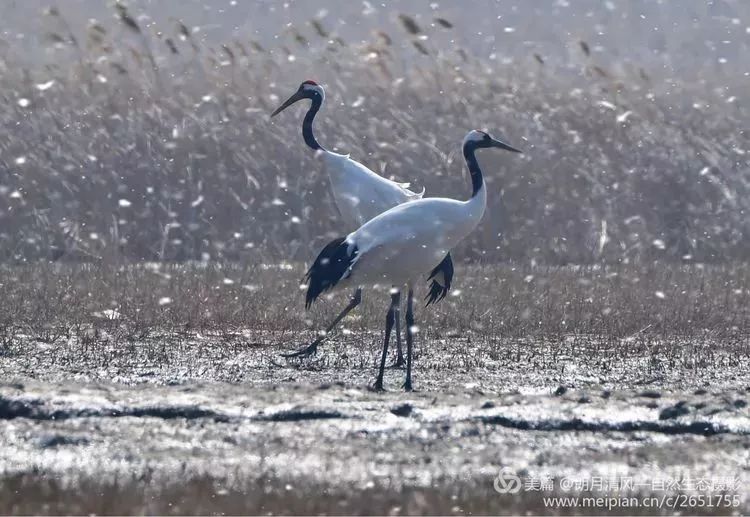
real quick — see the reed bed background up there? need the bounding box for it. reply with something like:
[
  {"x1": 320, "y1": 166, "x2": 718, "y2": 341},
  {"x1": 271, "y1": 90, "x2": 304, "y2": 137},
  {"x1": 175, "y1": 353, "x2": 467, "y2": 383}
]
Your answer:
[
  {"x1": 1, "y1": 262, "x2": 748, "y2": 358},
  {"x1": 0, "y1": 0, "x2": 748, "y2": 266}
]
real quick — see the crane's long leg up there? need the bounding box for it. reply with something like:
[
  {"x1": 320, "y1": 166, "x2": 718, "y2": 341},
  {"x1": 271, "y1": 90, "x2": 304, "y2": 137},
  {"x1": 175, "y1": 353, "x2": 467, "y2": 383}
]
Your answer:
[
  {"x1": 373, "y1": 290, "x2": 400, "y2": 391},
  {"x1": 281, "y1": 288, "x2": 362, "y2": 358},
  {"x1": 403, "y1": 287, "x2": 415, "y2": 392},
  {"x1": 390, "y1": 295, "x2": 405, "y2": 368}
]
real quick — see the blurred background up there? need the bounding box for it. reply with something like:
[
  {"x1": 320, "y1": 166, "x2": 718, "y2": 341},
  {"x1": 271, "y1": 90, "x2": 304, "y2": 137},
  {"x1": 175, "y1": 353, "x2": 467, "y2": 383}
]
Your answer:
[{"x1": 1, "y1": 0, "x2": 748, "y2": 265}]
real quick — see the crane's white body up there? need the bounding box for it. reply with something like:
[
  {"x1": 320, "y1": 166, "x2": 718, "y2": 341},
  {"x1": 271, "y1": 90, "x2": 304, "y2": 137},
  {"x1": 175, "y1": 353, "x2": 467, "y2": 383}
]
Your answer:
[
  {"x1": 339, "y1": 183, "x2": 486, "y2": 287},
  {"x1": 321, "y1": 151, "x2": 424, "y2": 229}
]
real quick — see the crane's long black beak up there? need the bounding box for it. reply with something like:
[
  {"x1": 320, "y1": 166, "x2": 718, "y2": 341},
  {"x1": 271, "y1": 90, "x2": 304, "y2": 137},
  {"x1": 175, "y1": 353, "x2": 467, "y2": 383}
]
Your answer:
[
  {"x1": 490, "y1": 137, "x2": 523, "y2": 153},
  {"x1": 271, "y1": 91, "x2": 305, "y2": 117}
]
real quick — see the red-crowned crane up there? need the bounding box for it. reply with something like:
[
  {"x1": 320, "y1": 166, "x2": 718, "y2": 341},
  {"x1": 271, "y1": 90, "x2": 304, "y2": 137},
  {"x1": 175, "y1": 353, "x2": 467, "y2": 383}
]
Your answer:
[
  {"x1": 303, "y1": 130, "x2": 521, "y2": 391},
  {"x1": 271, "y1": 80, "x2": 453, "y2": 362}
]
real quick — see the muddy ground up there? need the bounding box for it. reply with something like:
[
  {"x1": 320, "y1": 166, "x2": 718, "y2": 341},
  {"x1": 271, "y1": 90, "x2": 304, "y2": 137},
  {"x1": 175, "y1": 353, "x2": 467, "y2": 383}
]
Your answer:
[{"x1": 0, "y1": 332, "x2": 748, "y2": 514}]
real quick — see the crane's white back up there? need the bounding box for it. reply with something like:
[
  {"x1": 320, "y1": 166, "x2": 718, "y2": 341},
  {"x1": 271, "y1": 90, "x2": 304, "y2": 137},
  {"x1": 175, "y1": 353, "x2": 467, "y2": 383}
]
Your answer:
[
  {"x1": 322, "y1": 151, "x2": 424, "y2": 228},
  {"x1": 341, "y1": 197, "x2": 483, "y2": 287}
]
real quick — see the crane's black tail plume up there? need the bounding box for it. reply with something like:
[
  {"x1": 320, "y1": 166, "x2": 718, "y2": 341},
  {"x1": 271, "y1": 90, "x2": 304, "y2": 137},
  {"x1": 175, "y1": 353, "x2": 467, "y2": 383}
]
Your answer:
[
  {"x1": 305, "y1": 237, "x2": 358, "y2": 308},
  {"x1": 425, "y1": 252, "x2": 453, "y2": 306}
]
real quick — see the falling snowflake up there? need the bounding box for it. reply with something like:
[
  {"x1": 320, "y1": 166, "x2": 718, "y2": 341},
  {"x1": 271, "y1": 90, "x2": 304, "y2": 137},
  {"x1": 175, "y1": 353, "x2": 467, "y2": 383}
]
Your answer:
[{"x1": 35, "y1": 80, "x2": 55, "y2": 91}]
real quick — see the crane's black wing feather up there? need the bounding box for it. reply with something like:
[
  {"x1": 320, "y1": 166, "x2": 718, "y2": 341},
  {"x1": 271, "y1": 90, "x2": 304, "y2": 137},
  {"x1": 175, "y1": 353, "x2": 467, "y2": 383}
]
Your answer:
[
  {"x1": 425, "y1": 252, "x2": 453, "y2": 306},
  {"x1": 305, "y1": 237, "x2": 357, "y2": 308}
]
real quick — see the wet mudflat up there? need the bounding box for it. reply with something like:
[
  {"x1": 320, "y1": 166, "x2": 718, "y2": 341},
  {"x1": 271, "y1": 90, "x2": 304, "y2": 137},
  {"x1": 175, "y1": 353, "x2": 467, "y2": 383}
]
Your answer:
[{"x1": 1, "y1": 333, "x2": 748, "y2": 515}]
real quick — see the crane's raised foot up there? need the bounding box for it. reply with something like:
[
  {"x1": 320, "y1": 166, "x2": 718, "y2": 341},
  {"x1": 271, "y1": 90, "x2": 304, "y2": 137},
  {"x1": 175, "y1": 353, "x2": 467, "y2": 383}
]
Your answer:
[{"x1": 280, "y1": 340, "x2": 320, "y2": 359}]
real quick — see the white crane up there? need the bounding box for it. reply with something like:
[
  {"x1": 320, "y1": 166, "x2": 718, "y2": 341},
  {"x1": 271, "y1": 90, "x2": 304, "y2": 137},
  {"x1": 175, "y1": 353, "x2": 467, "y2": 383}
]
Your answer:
[
  {"x1": 303, "y1": 130, "x2": 521, "y2": 391},
  {"x1": 271, "y1": 80, "x2": 453, "y2": 361}
]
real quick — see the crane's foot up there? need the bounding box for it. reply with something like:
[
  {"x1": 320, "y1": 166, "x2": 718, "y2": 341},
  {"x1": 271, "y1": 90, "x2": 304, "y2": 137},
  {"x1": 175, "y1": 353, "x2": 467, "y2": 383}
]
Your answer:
[
  {"x1": 388, "y1": 356, "x2": 406, "y2": 369},
  {"x1": 280, "y1": 341, "x2": 319, "y2": 359},
  {"x1": 370, "y1": 379, "x2": 386, "y2": 392}
]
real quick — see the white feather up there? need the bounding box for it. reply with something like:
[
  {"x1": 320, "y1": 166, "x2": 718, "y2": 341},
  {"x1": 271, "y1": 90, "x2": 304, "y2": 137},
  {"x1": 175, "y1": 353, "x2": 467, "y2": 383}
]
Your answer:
[
  {"x1": 338, "y1": 184, "x2": 487, "y2": 287},
  {"x1": 322, "y1": 151, "x2": 424, "y2": 229}
]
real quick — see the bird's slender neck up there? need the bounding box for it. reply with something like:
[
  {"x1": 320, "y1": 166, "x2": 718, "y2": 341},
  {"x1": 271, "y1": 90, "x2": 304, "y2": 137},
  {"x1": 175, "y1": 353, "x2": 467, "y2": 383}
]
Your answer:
[
  {"x1": 303, "y1": 95, "x2": 325, "y2": 152},
  {"x1": 462, "y1": 142, "x2": 487, "y2": 221},
  {"x1": 463, "y1": 143, "x2": 484, "y2": 198}
]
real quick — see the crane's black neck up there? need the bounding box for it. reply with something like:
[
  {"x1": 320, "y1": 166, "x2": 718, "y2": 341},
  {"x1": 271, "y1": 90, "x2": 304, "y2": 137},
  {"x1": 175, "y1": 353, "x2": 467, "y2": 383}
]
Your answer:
[
  {"x1": 463, "y1": 143, "x2": 484, "y2": 197},
  {"x1": 303, "y1": 94, "x2": 326, "y2": 152}
]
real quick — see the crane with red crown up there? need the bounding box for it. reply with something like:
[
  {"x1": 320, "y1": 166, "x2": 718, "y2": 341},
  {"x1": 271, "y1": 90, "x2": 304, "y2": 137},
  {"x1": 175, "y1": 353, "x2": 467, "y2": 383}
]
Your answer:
[{"x1": 272, "y1": 80, "x2": 454, "y2": 361}]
